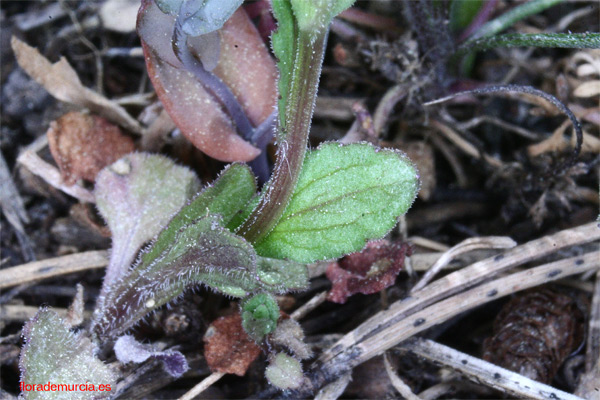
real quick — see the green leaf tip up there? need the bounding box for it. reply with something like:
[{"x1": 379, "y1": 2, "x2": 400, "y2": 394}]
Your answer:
[
  {"x1": 290, "y1": 0, "x2": 354, "y2": 38},
  {"x1": 255, "y1": 142, "x2": 419, "y2": 263},
  {"x1": 20, "y1": 308, "x2": 117, "y2": 399},
  {"x1": 241, "y1": 293, "x2": 280, "y2": 342}
]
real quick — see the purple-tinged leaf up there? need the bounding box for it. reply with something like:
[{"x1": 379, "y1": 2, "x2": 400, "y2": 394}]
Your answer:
[
  {"x1": 114, "y1": 335, "x2": 189, "y2": 378},
  {"x1": 19, "y1": 308, "x2": 117, "y2": 399},
  {"x1": 93, "y1": 214, "x2": 259, "y2": 338},
  {"x1": 95, "y1": 153, "x2": 200, "y2": 290}
]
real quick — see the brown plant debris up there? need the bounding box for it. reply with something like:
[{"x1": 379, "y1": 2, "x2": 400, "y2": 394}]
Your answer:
[
  {"x1": 47, "y1": 111, "x2": 135, "y2": 185},
  {"x1": 483, "y1": 289, "x2": 585, "y2": 384},
  {"x1": 203, "y1": 313, "x2": 261, "y2": 376},
  {"x1": 326, "y1": 240, "x2": 411, "y2": 304}
]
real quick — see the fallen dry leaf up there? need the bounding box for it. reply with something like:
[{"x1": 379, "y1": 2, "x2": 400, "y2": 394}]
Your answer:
[
  {"x1": 203, "y1": 313, "x2": 261, "y2": 376},
  {"x1": 11, "y1": 36, "x2": 142, "y2": 134},
  {"x1": 573, "y1": 80, "x2": 600, "y2": 98},
  {"x1": 326, "y1": 240, "x2": 411, "y2": 304},
  {"x1": 47, "y1": 111, "x2": 135, "y2": 185}
]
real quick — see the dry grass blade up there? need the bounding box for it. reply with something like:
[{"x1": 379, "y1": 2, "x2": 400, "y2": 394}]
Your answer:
[
  {"x1": 1, "y1": 304, "x2": 91, "y2": 322},
  {"x1": 411, "y1": 236, "x2": 517, "y2": 293},
  {"x1": 178, "y1": 372, "x2": 225, "y2": 400},
  {"x1": 400, "y1": 338, "x2": 584, "y2": 400},
  {"x1": 0, "y1": 250, "x2": 108, "y2": 289},
  {"x1": 11, "y1": 36, "x2": 142, "y2": 134}
]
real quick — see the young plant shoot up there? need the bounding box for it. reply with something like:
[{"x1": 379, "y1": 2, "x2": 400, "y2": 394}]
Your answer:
[{"x1": 19, "y1": 0, "x2": 419, "y2": 394}]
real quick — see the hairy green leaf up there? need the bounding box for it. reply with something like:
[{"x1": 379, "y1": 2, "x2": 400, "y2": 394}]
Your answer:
[
  {"x1": 94, "y1": 214, "x2": 258, "y2": 338},
  {"x1": 241, "y1": 293, "x2": 280, "y2": 342},
  {"x1": 141, "y1": 163, "x2": 256, "y2": 266},
  {"x1": 255, "y1": 142, "x2": 419, "y2": 263},
  {"x1": 265, "y1": 352, "x2": 304, "y2": 390},
  {"x1": 20, "y1": 308, "x2": 117, "y2": 399},
  {"x1": 95, "y1": 153, "x2": 200, "y2": 288}
]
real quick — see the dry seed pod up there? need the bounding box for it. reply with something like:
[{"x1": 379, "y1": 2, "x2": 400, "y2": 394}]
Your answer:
[{"x1": 483, "y1": 289, "x2": 584, "y2": 384}]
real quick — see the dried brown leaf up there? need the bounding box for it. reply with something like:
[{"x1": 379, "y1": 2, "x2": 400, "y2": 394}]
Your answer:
[
  {"x1": 11, "y1": 36, "x2": 142, "y2": 134},
  {"x1": 326, "y1": 240, "x2": 411, "y2": 304},
  {"x1": 203, "y1": 313, "x2": 261, "y2": 376},
  {"x1": 47, "y1": 111, "x2": 135, "y2": 185}
]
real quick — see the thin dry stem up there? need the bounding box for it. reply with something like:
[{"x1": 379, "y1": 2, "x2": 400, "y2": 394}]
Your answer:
[
  {"x1": 178, "y1": 372, "x2": 225, "y2": 400},
  {"x1": 411, "y1": 236, "x2": 516, "y2": 293},
  {"x1": 383, "y1": 352, "x2": 421, "y2": 400},
  {"x1": 0, "y1": 250, "x2": 108, "y2": 289}
]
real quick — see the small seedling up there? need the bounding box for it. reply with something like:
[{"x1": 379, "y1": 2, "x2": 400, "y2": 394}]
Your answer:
[{"x1": 19, "y1": 0, "x2": 419, "y2": 395}]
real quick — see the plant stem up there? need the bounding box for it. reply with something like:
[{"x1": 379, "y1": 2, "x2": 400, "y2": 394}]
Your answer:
[
  {"x1": 237, "y1": 31, "x2": 327, "y2": 243},
  {"x1": 466, "y1": 0, "x2": 563, "y2": 41},
  {"x1": 455, "y1": 32, "x2": 600, "y2": 58}
]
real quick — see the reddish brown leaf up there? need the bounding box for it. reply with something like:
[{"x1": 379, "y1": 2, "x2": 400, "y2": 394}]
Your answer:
[
  {"x1": 203, "y1": 313, "x2": 261, "y2": 376},
  {"x1": 326, "y1": 240, "x2": 411, "y2": 304},
  {"x1": 47, "y1": 111, "x2": 135, "y2": 185},
  {"x1": 138, "y1": 2, "x2": 277, "y2": 162}
]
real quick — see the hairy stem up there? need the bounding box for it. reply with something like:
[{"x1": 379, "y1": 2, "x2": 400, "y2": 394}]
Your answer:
[{"x1": 237, "y1": 31, "x2": 327, "y2": 243}]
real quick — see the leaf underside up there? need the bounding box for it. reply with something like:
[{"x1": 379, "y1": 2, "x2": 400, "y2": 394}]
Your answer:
[{"x1": 255, "y1": 142, "x2": 419, "y2": 264}]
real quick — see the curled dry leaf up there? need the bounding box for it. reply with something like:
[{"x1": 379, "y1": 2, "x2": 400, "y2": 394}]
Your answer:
[
  {"x1": 326, "y1": 240, "x2": 411, "y2": 304},
  {"x1": 47, "y1": 111, "x2": 135, "y2": 185},
  {"x1": 138, "y1": 2, "x2": 277, "y2": 162},
  {"x1": 203, "y1": 313, "x2": 261, "y2": 376},
  {"x1": 11, "y1": 36, "x2": 142, "y2": 134}
]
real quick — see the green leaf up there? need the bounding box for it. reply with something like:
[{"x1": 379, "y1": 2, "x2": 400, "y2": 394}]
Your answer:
[
  {"x1": 94, "y1": 214, "x2": 259, "y2": 338},
  {"x1": 255, "y1": 142, "x2": 419, "y2": 263},
  {"x1": 290, "y1": 0, "x2": 354, "y2": 38},
  {"x1": 20, "y1": 308, "x2": 117, "y2": 399},
  {"x1": 95, "y1": 153, "x2": 200, "y2": 288},
  {"x1": 265, "y1": 352, "x2": 304, "y2": 390},
  {"x1": 256, "y1": 256, "x2": 309, "y2": 293},
  {"x1": 241, "y1": 293, "x2": 280, "y2": 342},
  {"x1": 141, "y1": 163, "x2": 256, "y2": 266},
  {"x1": 271, "y1": 0, "x2": 296, "y2": 133}
]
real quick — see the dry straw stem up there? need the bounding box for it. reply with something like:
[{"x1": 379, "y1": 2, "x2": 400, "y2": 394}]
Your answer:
[
  {"x1": 17, "y1": 150, "x2": 95, "y2": 203},
  {"x1": 178, "y1": 371, "x2": 225, "y2": 400},
  {"x1": 315, "y1": 222, "x2": 600, "y2": 386},
  {"x1": 400, "y1": 338, "x2": 583, "y2": 400},
  {"x1": 0, "y1": 250, "x2": 108, "y2": 289},
  {"x1": 411, "y1": 236, "x2": 517, "y2": 293}
]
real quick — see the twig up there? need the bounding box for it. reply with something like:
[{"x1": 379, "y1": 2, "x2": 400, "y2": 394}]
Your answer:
[
  {"x1": 400, "y1": 338, "x2": 584, "y2": 400},
  {"x1": 373, "y1": 85, "x2": 406, "y2": 136},
  {"x1": 411, "y1": 236, "x2": 517, "y2": 293},
  {"x1": 409, "y1": 237, "x2": 450, "y2": 252},
  {"x1": 0, "y1": 250, "x2": 108, "y2": 289},
  {"x1": 17, "y1": 151, "x2": 95, "y2": 203},
  {"x1": 178, "y1": 372, "x2": 225, "y2": 400},
  {"x1": 383, "y1": 352, "x2": 421, "y2": 400},
  {"x1": 291, "y1": 291, "x2": 328, "y2": 321}
]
